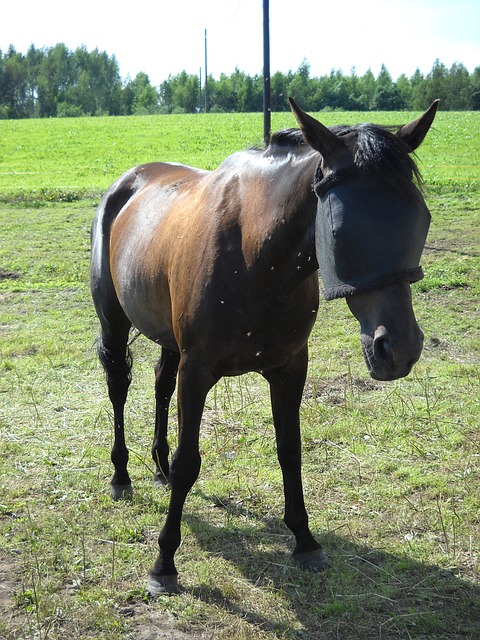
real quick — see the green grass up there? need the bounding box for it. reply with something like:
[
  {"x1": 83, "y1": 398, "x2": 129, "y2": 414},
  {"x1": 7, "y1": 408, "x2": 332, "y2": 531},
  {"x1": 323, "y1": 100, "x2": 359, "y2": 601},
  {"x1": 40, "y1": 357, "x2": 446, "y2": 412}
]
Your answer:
[
  {"x1": 1, "y1": 110, "x2": 478, "y2": 199},
  {"x1": 0, "y1": 111, "x2": 479, "y2": 639}
]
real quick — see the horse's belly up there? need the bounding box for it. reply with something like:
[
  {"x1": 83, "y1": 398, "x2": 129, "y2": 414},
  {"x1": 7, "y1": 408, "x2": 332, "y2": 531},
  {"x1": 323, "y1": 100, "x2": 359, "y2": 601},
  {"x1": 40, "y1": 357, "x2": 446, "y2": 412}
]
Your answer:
[{"x1": 123, "y1": 302, "x2": 176, "y2": 347}]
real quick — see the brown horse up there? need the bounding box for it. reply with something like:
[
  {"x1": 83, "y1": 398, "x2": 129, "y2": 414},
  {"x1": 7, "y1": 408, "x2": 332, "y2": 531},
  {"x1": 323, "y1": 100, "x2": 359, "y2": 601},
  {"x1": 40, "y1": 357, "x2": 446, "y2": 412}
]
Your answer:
[{"x1": 90, "y1": 99, "x2": 439, "y2": 594}]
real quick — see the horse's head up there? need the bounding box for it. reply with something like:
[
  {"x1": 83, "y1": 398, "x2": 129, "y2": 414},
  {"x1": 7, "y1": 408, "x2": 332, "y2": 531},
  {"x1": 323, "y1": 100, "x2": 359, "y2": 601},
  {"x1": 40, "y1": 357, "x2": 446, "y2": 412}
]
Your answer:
[{"x1": 290, "y1": 98, "x2": 439, "y2": 381}]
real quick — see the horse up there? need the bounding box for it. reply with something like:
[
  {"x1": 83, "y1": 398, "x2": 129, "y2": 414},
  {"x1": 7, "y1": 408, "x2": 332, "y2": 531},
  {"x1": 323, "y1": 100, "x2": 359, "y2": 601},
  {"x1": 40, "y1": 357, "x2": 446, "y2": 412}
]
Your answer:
[{"x1": 90, "y1": 98, "x2": 439, "y2": 594}]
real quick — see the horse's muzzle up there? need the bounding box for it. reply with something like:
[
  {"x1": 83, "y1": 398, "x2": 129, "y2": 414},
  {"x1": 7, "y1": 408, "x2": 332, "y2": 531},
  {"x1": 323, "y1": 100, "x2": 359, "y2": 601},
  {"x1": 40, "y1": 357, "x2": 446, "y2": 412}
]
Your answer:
[{"x1": 361, "y1": 325, "x2": 424, "y2": 381}]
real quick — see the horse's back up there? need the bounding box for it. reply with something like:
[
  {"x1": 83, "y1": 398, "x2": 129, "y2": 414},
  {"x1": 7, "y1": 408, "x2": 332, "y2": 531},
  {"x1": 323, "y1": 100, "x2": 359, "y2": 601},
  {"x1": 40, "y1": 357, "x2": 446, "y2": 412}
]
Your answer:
[{"x1": 93, "y1": 161, "x2": 207, "y2": 234}]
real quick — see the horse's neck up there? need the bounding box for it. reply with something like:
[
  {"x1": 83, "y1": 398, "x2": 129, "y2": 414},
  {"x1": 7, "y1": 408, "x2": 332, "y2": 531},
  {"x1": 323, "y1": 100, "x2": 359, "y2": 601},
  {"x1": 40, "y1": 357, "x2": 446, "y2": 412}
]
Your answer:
[{"x1": 242, "y1": 151, "x2": 319, "y2": 279}]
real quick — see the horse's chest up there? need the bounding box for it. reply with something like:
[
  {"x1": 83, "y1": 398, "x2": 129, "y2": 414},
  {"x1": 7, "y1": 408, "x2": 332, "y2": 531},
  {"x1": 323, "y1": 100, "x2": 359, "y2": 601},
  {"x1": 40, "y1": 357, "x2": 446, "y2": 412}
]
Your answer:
[{"x1": 205, "y1": 279, "x2": 318, "y2": 376}]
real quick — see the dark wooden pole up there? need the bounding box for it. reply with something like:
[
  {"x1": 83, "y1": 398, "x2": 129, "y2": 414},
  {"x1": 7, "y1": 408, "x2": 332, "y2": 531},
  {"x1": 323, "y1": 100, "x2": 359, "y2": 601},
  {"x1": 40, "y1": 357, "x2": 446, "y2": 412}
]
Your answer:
[
  {"x1": 263, "y1": 0, "x2": 271, "y2": 147},
  {"x1": 204, "y1": 29, "x2": 208, "y2": 113}
]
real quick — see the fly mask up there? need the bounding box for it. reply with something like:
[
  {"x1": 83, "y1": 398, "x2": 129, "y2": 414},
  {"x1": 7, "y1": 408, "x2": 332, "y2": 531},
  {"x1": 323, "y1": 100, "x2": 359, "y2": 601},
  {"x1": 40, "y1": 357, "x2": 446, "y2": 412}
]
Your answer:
[{"x1": 314, "y1": 170, "x2": 431, "y2": 300}]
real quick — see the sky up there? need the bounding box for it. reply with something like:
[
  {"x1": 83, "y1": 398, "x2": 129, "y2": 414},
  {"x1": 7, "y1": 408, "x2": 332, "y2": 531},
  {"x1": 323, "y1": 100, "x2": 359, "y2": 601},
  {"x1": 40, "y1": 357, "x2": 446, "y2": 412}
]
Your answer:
[{"x1": 3, "y1": 0, "x2": 479, "y2": 85}]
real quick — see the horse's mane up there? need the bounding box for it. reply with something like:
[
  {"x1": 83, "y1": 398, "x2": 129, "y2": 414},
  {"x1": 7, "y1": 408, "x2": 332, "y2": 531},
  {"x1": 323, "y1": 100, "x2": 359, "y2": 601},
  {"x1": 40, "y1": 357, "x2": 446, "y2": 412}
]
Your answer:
[
  {"x1": 266, "y1": 123, "x2": 424, "y2": 195},
  {"x1": 269, "y1": 128, "x2": 307, "y2": 148},
  {"x1": 331, "y1": 123, "x2": 424, "y2": 192},
  {"x1": 260, "y1": 128, "x2": 310, "y2": 159}
]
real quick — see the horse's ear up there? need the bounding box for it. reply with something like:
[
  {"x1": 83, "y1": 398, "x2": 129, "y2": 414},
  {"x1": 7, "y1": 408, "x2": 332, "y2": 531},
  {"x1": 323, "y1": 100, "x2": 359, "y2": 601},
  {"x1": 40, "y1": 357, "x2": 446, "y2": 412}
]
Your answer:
[
  {"x1": 397, "y1": 100, "x2": 440, "y2": 152},
  {"x1": 288, "y1": 97, "x2": 349, "y2": 165}
]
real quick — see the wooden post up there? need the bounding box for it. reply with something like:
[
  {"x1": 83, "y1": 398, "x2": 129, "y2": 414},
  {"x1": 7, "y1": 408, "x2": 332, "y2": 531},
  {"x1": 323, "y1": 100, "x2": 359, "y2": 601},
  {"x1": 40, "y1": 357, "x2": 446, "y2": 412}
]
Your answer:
[
  {"x1": 263, "y1": 0, "x2": 271, "y2": 147},
  {"x1": 204, "y1": 29, "x2": 208, "y2": 113}
]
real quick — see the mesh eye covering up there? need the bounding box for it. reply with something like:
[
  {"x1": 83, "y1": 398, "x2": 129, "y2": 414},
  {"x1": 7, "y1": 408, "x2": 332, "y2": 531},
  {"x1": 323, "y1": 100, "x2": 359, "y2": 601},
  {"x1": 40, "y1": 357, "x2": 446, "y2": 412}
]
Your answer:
[{"x1": 315, "y1": 175, "x2": 431, "y2": 300}]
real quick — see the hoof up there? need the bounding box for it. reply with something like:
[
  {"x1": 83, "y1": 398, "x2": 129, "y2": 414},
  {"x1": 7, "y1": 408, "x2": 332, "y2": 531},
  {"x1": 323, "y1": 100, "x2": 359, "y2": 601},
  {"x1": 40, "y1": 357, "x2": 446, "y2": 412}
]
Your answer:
[
  {"x1": 147, "y1": 574, "x2": 179, "y2": 596},
  {"x1": 294, "y1": 548, "x2": 328, "y2": 573},
  {"x1": 153, "y1": 473, "x2": 170, "y2": 489},
  {"x1": 110, "y1": 483, "x2": 133, "y2": 501}
]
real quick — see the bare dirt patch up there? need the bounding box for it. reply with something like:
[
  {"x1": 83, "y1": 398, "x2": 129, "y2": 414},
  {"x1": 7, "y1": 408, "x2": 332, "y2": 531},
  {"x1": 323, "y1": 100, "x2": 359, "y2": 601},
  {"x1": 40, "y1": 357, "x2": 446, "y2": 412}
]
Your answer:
[
  {"x1": 0, "y1": 268, "x2": 21, "y2": 281},
  {"x1": 305, "y1": 374, "x2": 381, "y2": 405},
  {"x1": 128, "y1": 604, "x2": 204, "y2": 640},
  {"x1": 0, "y1": 553, "x2": 29, "y2": 639}
]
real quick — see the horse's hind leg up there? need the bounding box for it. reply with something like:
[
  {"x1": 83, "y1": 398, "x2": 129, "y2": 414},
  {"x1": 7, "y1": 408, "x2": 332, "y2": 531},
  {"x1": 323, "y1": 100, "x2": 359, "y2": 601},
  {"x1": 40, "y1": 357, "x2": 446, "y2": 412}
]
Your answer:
[
  {"x1": 95, "y1": 303, "x2": 133, "y2": 500},
  {"x1": 152, "y1": 348, "x2": 180, "y2": 487},
  {"x1": 263, "y1": 346, "x2": 327, "y2": 572}
]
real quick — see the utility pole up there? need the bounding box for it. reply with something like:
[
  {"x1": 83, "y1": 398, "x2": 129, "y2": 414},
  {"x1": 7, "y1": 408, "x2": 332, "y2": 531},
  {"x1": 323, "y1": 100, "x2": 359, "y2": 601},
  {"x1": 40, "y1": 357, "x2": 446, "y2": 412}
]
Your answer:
[
  {"x1": 263, "y1": 0, "x2": 271, "y2": 147},
  {"x1": 204, "y1": 29, "x2": 208, "y2": 113}
]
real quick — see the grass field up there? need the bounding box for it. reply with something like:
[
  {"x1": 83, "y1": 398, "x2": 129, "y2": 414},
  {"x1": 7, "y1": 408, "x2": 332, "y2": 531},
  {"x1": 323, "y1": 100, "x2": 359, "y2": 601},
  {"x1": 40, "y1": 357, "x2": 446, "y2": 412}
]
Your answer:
[{"x1": 0, "y1": 110, "x2": 479, "y2": 639}]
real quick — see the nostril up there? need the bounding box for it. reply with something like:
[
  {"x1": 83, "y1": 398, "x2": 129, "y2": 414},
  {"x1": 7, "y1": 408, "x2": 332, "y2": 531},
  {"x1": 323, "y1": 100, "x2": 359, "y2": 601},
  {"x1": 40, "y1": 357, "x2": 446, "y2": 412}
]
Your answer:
[{"x1": 374, "y1": 335, "x2": 393, "y2": 365}]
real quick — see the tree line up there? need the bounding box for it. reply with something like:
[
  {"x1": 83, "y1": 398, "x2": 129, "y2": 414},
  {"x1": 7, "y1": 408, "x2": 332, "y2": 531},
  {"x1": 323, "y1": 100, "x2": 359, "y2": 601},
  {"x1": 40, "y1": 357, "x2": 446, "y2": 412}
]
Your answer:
[{"x1": 1, "y1": 43, "x2": 479, "y2": 119}]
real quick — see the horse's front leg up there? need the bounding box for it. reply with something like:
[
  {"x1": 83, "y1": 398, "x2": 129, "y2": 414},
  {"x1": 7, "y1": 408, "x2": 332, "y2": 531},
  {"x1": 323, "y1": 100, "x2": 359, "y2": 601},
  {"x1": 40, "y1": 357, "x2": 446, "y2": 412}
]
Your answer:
[
  {"x1": 147, "y1": 354, "x2": 216, "y2": 595},
  {"x1": 152, "y1": 348, "x2": 180, "y2": 487},
  {"x1": 263, "y1": 346, "x2": 327, "y2": 572}
]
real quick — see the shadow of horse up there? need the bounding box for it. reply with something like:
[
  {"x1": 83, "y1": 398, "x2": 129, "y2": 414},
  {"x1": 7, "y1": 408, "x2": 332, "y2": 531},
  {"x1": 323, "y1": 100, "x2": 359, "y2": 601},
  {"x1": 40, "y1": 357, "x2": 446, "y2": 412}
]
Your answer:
[{"x1": 178, "y1": 491, "x2": 480, "y2": 640}]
